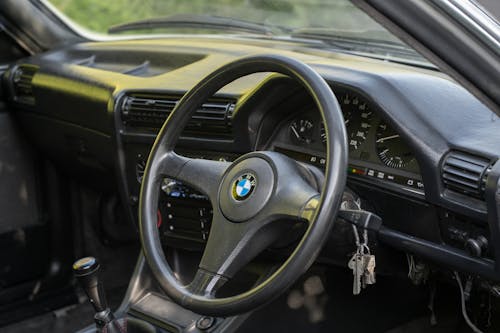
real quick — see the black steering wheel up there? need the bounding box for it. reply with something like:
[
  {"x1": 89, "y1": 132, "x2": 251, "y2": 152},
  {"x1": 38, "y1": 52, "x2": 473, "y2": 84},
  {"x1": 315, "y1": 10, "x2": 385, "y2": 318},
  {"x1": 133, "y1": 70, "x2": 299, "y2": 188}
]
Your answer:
[{"x1": 139, "y1": 54, "x2": 348, "y2": 316}]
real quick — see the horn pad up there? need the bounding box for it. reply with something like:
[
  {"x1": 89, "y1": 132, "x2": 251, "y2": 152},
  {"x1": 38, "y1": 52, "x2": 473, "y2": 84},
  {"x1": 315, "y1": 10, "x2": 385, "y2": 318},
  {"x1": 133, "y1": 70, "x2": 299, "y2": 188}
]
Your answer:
[{"x1": 219, "y1": 156, "x2": 275, "y2": 222}]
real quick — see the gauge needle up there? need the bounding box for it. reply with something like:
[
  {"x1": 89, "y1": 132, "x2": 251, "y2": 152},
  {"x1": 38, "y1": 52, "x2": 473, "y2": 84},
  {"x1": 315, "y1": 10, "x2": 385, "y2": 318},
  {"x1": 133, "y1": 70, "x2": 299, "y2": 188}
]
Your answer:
[
  {"x1": 376, "y1": 134, "x2": 399, "y2": 143},
  {"x1": 291, "y1": 126, "x2": 301, "y2": 139}
]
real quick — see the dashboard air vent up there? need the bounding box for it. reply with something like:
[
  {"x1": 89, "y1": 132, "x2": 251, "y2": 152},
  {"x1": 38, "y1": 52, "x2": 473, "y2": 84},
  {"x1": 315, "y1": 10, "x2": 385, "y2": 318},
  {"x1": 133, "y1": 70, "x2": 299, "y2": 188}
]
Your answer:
[
  {"x1": 120, "y1": 93, "x2": 235, "y2": 140},
  {"x1": 442, "y1": 151, "x2": 492, "y2": 199},
  {"x1": 12, "y1": 65, "x2": 38, "y2": 106}
]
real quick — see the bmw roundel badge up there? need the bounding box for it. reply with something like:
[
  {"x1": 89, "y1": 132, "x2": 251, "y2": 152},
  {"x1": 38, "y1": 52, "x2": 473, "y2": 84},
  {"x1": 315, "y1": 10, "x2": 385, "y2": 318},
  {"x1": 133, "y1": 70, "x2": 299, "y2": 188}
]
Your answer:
[{"x1": 232, "y1": 173, "x2": 257, "y2": 201}]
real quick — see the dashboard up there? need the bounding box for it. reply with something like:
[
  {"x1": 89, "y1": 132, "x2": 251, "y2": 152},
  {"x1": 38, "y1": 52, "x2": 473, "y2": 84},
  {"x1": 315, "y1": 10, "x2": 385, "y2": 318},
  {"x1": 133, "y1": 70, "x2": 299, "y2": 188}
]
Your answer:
[{"x1": 3, "y1": 37, "x2": 500, "y2": 282}]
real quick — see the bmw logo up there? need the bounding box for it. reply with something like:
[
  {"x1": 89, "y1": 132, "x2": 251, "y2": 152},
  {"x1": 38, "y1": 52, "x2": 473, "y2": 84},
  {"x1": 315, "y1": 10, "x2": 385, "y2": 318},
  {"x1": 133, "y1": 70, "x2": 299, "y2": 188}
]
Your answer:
[{"x1": 232, "y1": 173, "x2": 257, "y2": 201}]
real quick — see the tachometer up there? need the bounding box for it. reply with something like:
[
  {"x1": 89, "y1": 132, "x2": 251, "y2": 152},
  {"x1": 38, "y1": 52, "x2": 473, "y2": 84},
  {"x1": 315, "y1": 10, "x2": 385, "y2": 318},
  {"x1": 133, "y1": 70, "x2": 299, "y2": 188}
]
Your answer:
[
  {"x1": 290, "y1": 118, "x2": 314, "y2": 144},
  {"x1": 376, "y1": 121, "x2": 414, "y2": 168},
  {"x1": 321, "y1": 93, "x2": 372, "y2": 150}
]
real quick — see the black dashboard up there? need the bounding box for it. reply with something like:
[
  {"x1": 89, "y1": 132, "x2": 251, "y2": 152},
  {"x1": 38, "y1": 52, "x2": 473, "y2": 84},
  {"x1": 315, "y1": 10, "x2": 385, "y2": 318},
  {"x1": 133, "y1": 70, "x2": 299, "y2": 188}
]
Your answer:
[{"x1": 3, "y1": 37, "x2": 500, "y2": 281}]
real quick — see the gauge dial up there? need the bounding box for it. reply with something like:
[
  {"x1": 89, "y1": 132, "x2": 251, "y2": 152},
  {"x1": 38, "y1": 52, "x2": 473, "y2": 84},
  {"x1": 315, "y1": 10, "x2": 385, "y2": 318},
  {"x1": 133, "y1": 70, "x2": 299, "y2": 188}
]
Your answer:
[
  {"x1": 290, "y1": 118, "x2": 314, "y2": 144},
  {"x1": 376, "y1": 121, "x2": 414, "y2": 168},
  {"x1": 320, "y1": 93, "x2": 372, "y2": 150}
]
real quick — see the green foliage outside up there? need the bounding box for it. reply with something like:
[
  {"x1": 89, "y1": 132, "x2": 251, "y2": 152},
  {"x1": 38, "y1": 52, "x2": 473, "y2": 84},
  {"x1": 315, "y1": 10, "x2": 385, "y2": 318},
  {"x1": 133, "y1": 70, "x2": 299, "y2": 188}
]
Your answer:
[{"x1": 48, "y1": 0, "x2": 379, "y2": 35}]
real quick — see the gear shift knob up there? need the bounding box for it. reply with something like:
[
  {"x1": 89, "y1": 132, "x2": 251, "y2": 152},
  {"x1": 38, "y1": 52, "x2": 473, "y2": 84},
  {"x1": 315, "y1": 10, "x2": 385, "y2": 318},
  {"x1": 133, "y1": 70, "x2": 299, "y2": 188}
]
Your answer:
[
  {"x1": 73, "y1": 257, "x2": 108, "y2": 313},
  {"x1": 74, "y1": 257, "x2": 115, "y2": 329}
]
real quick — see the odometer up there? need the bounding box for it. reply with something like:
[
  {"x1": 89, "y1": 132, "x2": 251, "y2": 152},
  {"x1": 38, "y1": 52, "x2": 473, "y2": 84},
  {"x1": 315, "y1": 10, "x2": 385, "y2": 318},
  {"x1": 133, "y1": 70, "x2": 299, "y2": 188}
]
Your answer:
[{"x1": 376, "y1": 121, "x2": 414, "y2": 168}]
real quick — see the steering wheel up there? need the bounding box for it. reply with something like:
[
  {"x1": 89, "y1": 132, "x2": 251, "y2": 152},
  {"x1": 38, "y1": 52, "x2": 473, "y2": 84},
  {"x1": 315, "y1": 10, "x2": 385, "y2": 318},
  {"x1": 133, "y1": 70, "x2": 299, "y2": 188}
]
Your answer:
[{"x1": 139, "y1": 54, "x2": 348, "y2": 316}]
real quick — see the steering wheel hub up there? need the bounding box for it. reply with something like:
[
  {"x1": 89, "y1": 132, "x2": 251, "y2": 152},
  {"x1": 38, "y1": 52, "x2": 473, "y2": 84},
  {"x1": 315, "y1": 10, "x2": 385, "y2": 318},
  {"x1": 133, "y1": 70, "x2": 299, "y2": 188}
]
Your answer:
[{"x1": 219, "y1": 155, "x2": 275, "y2": 222}]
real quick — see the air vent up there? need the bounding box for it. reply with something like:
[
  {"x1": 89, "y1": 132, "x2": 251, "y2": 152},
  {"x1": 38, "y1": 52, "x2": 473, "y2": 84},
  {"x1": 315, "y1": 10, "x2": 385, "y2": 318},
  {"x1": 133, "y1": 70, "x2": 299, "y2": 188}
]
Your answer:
[
  {"x1": 442, "y1": 151, "x2": 492, "y2": 199},
  {"x1": 120, "y1": 93, "x2": 235, "y2": 140},
  {"x1": 11, "y1": 65, "x2": 38, "y2": 105}
]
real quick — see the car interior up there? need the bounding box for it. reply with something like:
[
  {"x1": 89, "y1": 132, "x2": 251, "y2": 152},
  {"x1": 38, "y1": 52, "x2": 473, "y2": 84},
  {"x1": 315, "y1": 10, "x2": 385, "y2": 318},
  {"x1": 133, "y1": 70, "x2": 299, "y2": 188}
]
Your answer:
[{"x1": 0, "y1": 0, "x2": 499, "y2": 332}]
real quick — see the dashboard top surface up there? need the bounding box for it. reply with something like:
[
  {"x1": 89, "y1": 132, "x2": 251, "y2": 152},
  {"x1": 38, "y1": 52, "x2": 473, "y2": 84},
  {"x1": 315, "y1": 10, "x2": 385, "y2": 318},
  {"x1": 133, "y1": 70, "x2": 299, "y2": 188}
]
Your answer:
[
  {"x1": 18, "y1": 37, "x2": 499, "y2": 151},
  {"x1": 5, "y1": 36, "x2": 500, "y2": 220}
]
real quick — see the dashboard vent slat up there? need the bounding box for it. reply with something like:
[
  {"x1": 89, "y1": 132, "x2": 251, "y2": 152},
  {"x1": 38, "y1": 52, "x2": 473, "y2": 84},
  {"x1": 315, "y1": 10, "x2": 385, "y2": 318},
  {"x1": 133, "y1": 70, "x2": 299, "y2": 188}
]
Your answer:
[
  {"x1": 120, "y1": 93, "x2": 235, "y2": 140},
  {"x1": 11, "y1": 65, "x2": 38, "y2": 106},
  {"x1": 442, "y1": 151, "x2": 492, "y2": 199}
]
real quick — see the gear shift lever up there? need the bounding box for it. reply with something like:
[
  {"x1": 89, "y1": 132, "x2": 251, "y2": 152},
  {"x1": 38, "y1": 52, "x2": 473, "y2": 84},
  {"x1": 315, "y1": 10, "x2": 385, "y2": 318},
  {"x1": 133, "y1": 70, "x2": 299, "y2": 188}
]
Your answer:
[{"x1": 73, "y1": 257, "x2": 114, "y2": 328}]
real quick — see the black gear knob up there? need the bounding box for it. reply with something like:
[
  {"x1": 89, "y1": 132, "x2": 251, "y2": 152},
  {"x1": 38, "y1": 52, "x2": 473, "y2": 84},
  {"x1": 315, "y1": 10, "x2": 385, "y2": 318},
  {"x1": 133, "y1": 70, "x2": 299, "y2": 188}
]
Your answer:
[{"x1": 73, "y1": 257, "x2": 109, "y2": 313}]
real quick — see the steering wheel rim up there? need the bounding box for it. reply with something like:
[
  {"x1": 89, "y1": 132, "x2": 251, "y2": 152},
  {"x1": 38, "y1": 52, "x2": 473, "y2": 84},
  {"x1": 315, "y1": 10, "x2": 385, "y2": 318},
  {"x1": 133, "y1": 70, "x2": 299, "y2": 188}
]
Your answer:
[{"x1": 139, "y1": 54, "x2": 348, "y2": 316}]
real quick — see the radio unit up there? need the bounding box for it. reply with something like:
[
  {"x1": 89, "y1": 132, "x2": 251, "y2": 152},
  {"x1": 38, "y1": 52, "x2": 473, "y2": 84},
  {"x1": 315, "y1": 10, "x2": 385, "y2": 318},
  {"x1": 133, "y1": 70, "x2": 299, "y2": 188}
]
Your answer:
[
  {"x1": 133, "y1": 150, "x2": 239, "y2": 245},
  {"x1": 158, "y1": 179, "x2": 213, "y2": 243}
]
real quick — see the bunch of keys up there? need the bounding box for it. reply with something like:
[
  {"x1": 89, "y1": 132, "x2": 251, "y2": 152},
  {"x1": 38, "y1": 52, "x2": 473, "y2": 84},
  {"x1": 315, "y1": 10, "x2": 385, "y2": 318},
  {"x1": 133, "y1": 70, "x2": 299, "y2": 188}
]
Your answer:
[
  {"x1": 347, "y1": 225, "x2": 376, "y2": 295},
  {"x1": 341, "y1": 191, "x2": 377, "y2": 295}
]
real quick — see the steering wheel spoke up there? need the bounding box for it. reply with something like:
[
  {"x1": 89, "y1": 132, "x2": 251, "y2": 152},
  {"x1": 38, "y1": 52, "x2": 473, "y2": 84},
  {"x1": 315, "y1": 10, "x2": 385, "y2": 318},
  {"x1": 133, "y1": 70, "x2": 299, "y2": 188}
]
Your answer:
[
  {"x1": 266, "y1": 176, "x2": 320, "y2": 225},
  {"x1": 197, "y1": 211, "x2": 279, "y2": 279},
  {"x1": 186, "y1": 268, "x2": 229, "y2": 297},
  {"x1": 158, "y1": 151, "x2": 230, "y2": 199}
]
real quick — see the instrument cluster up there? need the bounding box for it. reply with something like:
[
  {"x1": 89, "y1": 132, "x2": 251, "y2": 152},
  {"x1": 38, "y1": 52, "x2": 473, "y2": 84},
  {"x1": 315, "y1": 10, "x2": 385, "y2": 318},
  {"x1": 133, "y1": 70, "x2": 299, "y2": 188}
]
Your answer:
[{"x1": 271, "y1": 89, "x2": 424, "y2": 196}]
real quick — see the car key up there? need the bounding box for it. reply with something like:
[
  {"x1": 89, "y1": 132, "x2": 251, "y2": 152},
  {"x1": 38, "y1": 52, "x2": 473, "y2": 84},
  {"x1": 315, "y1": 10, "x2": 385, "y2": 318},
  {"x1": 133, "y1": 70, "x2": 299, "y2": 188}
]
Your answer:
[
  {"x1": 358, "y1": 225, "x2": 376, "y2": 288},
  {"x1": 348, "y1": 252, "x2": 364, "y2": 295},
  {"x1": 363, "y1": 254, "x2": 376, "y2": 286}
]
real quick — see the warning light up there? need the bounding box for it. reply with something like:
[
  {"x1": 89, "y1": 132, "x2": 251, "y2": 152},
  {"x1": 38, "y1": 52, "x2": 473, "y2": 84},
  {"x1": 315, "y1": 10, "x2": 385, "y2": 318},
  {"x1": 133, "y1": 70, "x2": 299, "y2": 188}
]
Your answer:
[{"x1": 347, "y1": 166, "x2": 366, "y2": 175}]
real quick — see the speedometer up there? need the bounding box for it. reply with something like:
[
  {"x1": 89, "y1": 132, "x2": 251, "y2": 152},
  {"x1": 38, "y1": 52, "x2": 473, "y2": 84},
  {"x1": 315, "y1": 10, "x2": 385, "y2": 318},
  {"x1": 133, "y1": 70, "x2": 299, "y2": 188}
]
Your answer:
[
  {"x1": 376, "y1": 121, "x2": 414, "y2": 168},
  {"x1": 321, "y1": 93, "x2": 372, "y2": 150}
]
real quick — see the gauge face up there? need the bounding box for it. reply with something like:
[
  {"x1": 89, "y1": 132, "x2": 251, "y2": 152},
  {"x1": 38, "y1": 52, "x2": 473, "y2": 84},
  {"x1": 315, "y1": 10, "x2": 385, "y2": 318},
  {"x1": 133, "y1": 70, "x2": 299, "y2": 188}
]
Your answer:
[
  {"x1": 376, "y1": 121, "x2": 414, "y2": 168},
  {"x1": 290, "y1": 118, "x2": 314, "y2": 144},
  {"x1": 320, "y1": 93, "x2": 372, "y2": 150}
]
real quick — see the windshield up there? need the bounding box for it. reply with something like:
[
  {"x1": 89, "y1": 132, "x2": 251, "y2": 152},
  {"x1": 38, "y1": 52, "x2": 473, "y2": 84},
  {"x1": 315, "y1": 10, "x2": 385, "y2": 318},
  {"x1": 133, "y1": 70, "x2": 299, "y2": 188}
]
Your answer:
[{"x1": 47, "y1": 0, "x2": 429, "y2": 64}]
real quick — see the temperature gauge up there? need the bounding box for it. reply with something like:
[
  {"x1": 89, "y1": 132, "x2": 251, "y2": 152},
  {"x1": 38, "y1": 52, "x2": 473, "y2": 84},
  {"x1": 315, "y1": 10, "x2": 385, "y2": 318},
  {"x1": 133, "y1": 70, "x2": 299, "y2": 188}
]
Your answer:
[{"x1": 289, "y1": 118, "x2": 314, "y2": 144}]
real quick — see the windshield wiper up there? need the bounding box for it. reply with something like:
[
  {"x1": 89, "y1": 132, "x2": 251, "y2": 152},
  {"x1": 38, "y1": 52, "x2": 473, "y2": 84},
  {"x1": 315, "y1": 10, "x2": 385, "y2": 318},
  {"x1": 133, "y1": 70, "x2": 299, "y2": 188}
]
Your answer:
[{"x1": 108, "y1": 14, "x2": 277, "y2": 35}]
